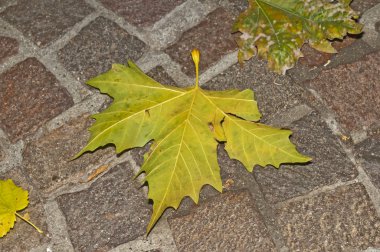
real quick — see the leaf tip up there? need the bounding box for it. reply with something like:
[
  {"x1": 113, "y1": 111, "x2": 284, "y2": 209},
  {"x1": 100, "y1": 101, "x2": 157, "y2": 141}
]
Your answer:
[
  {"x1": 191, "y1": 49, "x2": 200, "y2": 87},
  {"x1": 191, "y1": 49, "x2": 200, "y2": 66}
]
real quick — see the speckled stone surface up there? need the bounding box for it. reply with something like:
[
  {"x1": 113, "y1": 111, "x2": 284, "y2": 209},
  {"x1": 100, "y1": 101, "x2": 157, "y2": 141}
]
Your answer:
[
  {"x1": 351, "y1": 0, "x2": 380, "y2": 13},
  {"x1": 165, "y1": 8, "x2": 237, "y2": 76},
  {"x1": 302, "y1": 51, "x2": 380, "y2": 134},
  {"x1": 277, "y1": 183, "x2": 380, "y2": 251},
  {"x1": 169, "y1": 190, "x2": 276, "y2": 252},
  {"x1": 0, "y1": 168, "x2": 49, "y2": 252},
  {"x1": 0, "y1": 58, "x2": 73, "y2": 142},
  {"x1": 23, "y1": 114, "x2": 113, "y2": 195},
  {"x1": 254, "y1": 112, "x2": 357, "y2": 204},
  {"x1": 99, "y1": 0, "x2": 186, "y2": 27},
  {"x1": 58, "y1": 17, "x2": 146, "y2": 83},
  {"x1": 355, "y1": 134, "x2": 380, "y2": 189},
  {"x1": 147, "y1": 66, "x2": 177, "y2": 86},
  {"x1": 0, "y1": 146, "x2": 4, "y2": 162},
  {"x1": 56, "y1": 162, "x2": 151, "y2": 251},
  {"x1": 0, "y1": 0, "x2": 93, "y2": 46},
  {"x1": 0, "y1": 36, "x2": 18, "y2": 63}
]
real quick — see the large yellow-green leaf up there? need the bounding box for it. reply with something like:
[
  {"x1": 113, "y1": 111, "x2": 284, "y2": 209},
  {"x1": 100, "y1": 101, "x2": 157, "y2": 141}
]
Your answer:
[
  {"x1": 76, "y1": 50, "x2": 311, "y2": 233},
  {"x1": 233, "y1": 0, "x2": 363, "y2": 74}
]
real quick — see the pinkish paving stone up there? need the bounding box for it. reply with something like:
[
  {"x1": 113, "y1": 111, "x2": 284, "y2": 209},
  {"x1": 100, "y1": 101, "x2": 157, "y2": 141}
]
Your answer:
[
  {"x1": 0, "y1": 36, "x2": 18, "y2": 64},
  {"x1": 56, "y1": 162, "x2": 151, "y2": 251},
  {"x1": 0, "y1": 58, "x2": 73, "y2": 142},
  {"x1": 277, "y1": 183, "x2": 380, "y2": 250},
  {"x1": 0, "y1": 168, "x2": 50, "y2": 252},
  {"x1": 58, "y1": 17, "x2": 146, "y2": 84},
  {"x1": 169, "y1": 190, "x2": 276, "y2": 251},
  {"x1": 303, "y1": 51, "x2": 380, "y2": 134},
  {"x1": 165, "y1": 8, "x2": 237, "y2": 76},
  {"x1": 23, "y1": 114, "x2": 113, "y2": 195},
  {"x1": 0, "y1": 0, "x2": 94, "y2": 47},
  {"x1": 99, "y1": 0, "x2": 186, "y2": 27}
]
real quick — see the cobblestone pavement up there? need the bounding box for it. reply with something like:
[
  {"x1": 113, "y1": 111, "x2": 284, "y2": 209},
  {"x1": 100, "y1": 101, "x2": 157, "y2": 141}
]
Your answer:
[{"x1": 1, "y1": 0, "x2": 380, "y2": 251}]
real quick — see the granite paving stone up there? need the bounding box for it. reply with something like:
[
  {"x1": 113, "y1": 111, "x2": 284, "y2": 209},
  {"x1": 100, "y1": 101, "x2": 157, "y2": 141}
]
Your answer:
[
  {"x1": 0, "y1": 0, "x2": 15, "y2": 8},
  {"x1": 0, "y1": 58, "x2": 73, "y2": 142},
  {"x1": 351, "y1": 0, "x2": 380, "y2": 13},
  {"x1": 56, "y1": 162, "x2": 151, "y2": 252},
  {"x1": 302, "y1": 51, "x2": 380, "y2": 134},
  {"x1": 217, "y1": 145, "x2": 254, "y2": 192},
  {"x1": 165, "y1": 8, "x2": 237, "y2": 76},
  {"x1": 254, "y1": 112, "x2": 357, "y2": 204},
  {"x1": 58, "y1": 17, "x2": 147, "y2": 84},
  {"x1": 23, "y1": 114, "x2": 113, "y2": 195},
  {"x1": 0, "y1": 168, "x2": 50, "y2": 252},
  {"x1": 169, "y1": 190, "x2": 276, "y2": 252},
  {"x1": 0, "y1": 0, "x2": 94, "y2": 47},
  {"x1": 147, "y1": 66, "x2": 177, "y2": 86},
  {"x1": 0, "y1": 36, "x2": 18, "y2": 64},
  {"x1": 355, "y1": 134, "x2": 380, "y2": 189},
  {"x1": 99, "y1": 0, "x2": 186, "y2": 27},
  {"x1": 277, "y1": 183, "x2": 380, "y2": 251},
  {"x1": 0, "y1": 145, "x2": 4, "y2": 162}
]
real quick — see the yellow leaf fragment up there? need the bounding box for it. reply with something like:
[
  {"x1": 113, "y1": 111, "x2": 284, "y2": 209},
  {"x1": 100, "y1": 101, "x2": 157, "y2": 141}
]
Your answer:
[{"x1": 0, "y1": 179, "x2": 42, "y2": 237}]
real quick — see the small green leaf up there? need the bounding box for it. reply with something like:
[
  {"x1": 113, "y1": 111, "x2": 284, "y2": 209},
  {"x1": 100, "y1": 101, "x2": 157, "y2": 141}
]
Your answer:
[{"x1": 233, "y1": 0, "x2": 363, "y2": 74}]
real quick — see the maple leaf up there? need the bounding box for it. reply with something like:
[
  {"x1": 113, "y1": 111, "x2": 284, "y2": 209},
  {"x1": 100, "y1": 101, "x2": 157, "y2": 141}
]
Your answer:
[
  {"x1": 0, "y1": 179, "x2": 43, "y2": 237},
  {"x1": 233, "y1": 0, "x2": 363, "y2": 74},
  {"x1": 76, "y1": 49, "x2": 311, "y2": 233}
]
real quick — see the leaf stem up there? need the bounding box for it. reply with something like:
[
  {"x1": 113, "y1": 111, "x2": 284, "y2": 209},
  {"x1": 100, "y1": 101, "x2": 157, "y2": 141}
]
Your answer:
[
  {"x1": 15, "y1": 212, "x2": 43, "y2": 234},
  {"x1": 191, "y1": 49, "x2": 200, "y2": 88}
]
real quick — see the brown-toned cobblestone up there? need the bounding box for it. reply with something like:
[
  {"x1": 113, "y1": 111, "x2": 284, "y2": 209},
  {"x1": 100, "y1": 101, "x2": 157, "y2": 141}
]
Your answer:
[
  {"x1": 0, "y1": 58, "x2": 73, "y2": 142},
  {"x1": 58, "y1": 17, "x2": 146, "y2": 84},
  {"x1": 277, "y1": 183, "x2": 380, "y2": 250},
  {"x1": 303, "y1": 51, "x2": 380, "y2": 134},
  {"x1": 0, "y1": 0, "x2": 94, "y2": 47},
  {"x1": 0, "y1": 36, "x2": 18, "y2": 63},
  {"x1": 165, "y1": 8, "x2": 237, "y2": 76},
  {"x1": 169, "y1": 190, "x2": 276, "y2": 251},
  {"x1": 56, "y1": 162, "x2": 151, "y2": 251},
  {"x1": 99, "y1": 0, "x2": 186, "y2": 27},
  {"x1": 23, "y1": 114, "x2": 113, "y2": 195}
]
